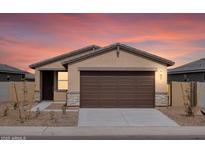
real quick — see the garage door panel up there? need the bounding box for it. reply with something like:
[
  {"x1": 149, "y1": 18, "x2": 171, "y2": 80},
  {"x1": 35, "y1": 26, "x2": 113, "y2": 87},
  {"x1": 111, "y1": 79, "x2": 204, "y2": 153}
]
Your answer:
[
  {"x1": 81, "y1": 84, "x2": 154, "y2": 89},
  {"x1": 116, "y1": 95, "x2": 154, "y2": 99},
  {"x1": 80, "y1": 71, "x2": 155, "y2": 108}
]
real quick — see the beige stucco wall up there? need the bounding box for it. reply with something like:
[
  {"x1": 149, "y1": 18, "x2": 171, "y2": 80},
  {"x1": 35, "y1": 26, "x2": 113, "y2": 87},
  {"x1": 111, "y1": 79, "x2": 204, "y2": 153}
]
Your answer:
[
  {"x1": 34, "y1": 69, "x2": 67, "y2": 102},
  {"x1": 35, "y1": 70, "x2": 40, "y2": 91},
  {"x1": 54, "y1": 91, "x2": 66, "y2": 101},
  {"x1": 37, "y1": 49, "x2": 96, "y2": 70},
  {"x1": 67, "y1": 49, "x2": 168, "y2": 93},
  {"x1": 38, "y1": 61, "x2": 65, "y2": 70},
  {"x1": 34, "y1": 55, "x2": 77, "y2": 101},
  {"x1": 34, "y1": 48, "x2": 169, "y2": 102}
]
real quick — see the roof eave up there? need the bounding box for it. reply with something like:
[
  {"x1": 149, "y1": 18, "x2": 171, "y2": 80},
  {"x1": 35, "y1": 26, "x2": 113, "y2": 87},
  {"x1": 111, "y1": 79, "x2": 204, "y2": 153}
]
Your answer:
[
  {"x1": 168, "y1": 69, "x2": 205, "y2": 74},
  {"x1": 0, "y1": 70, "x2": 25, "y2": 74},
  {"x1": 29, "y1": 45, "x2": 101, "y2": 69},
  {"x1": 119, "y1": 44, "x2": 175, "y2": 66},
  {"x1": 62, "y1": 43, "x2": 175, "y2": 67}
]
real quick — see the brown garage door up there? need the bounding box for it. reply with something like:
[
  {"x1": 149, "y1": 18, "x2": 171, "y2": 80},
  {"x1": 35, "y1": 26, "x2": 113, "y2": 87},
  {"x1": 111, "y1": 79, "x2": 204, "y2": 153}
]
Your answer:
[{"x1": 80, "y1": 71, "x2": 155, "y2": 108}]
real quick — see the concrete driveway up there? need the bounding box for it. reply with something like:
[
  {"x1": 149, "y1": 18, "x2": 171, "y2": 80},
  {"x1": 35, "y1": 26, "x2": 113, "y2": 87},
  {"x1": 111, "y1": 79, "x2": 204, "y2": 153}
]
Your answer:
[{"x1": 78, "y1": 108, "x2": 179, "y2": 126}]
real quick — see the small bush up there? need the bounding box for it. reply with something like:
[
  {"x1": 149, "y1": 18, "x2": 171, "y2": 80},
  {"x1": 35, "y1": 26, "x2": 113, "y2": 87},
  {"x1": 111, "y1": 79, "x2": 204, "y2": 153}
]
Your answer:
[
  {"x1": 62, "y1": 104, "x2": 67, "y2": 115},
  {"x1": 13, "y1": 102, "x2": 18, "y2": 110},
  {"x1": 49, "y1": 111, "x2": 55, "y2": 120},
  {"x1": 35, "y1": 107, "x2": 40, "y2": 117},
  {"x1": 184, "y1": 89, "x2": 194, "y2": 116},
  {"x1": 2, "y1": 105, "x2": 9, "y2": 117}
]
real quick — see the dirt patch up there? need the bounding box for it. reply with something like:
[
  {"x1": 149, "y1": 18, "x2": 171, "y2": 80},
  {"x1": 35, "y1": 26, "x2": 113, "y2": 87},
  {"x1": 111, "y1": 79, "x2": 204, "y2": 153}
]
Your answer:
[
  {"x1": 45, "y1": 103, "x2": 65, "y2": 110},
  {"x1": 157, "y1": 107, "x2": 205, "y2": 126},
  {"x1": 0, "y1": 102, "x2": 79, "y2": 126},
  {"x1": 45, "y1": 103, "x2": 79, "y2": 111}
]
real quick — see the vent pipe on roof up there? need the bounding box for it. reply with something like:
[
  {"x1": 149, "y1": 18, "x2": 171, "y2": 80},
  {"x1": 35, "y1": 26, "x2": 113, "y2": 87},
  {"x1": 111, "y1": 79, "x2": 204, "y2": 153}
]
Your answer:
[
  {"x1": 116, "y1": 45, "x2": 120, "y2": 58},
  {"x1": 92, "y1": 47, "x2": 96, "y2": 53}
]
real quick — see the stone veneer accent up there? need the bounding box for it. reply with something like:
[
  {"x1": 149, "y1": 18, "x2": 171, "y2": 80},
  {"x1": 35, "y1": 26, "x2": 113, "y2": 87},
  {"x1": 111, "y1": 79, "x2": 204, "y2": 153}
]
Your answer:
[
  {"x1": 155, "y1": 92, "x2": 168, "y2": 106},
  {"x1": 67, "y1": 92, "x2": 80, "y2": 106},
  {"x1": 34, "y1": 91, "x2": 41, "y2": 102},
  {"x1": 66, "y1": 92, "x2": 168, "y2": 107}
]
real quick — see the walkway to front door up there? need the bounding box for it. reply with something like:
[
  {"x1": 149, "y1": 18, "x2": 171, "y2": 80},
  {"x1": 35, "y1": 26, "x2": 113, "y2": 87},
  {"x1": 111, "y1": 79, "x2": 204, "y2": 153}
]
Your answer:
[
  {"x1": 31, "y1": 101, "x2": 53, "y2": 111},
  {"x1": 78, "y1": 108, "x2": 179, "y2": 126}
]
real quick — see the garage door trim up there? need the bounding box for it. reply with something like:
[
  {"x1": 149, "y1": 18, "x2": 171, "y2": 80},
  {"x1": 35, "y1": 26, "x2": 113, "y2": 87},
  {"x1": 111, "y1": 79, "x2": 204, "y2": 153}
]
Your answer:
[{"x1": 80, "y1": 71, "x2": 155, "y2": 108}]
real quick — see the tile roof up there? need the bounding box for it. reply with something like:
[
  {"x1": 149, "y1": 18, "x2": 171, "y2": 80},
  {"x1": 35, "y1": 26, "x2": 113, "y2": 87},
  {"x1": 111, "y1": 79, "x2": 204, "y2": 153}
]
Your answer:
[
  {"x1": 0, "y1": 63, "x2": 34, "y2": 79},
  {"x1": 29, "y1": 45, "x2": 101, "y2": 69},
  {"x1": 30, "y1": 43, "x2": 175, "y2": 69},
  {"x1": 62, "y1": 43, "x2": 175, "y2": 67},
  {"x1": 0, "y1": 64, "x2": 26, "y2": 74}
]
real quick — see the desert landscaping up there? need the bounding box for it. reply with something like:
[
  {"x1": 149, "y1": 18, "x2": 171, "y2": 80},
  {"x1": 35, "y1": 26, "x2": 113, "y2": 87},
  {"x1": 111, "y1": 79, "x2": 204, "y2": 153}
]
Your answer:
[
  {"x1": 1, "y1": 101, "x2": 205, "y2": 127},
  {"x1": 0, "y1": 101, "x2": 78, "y2": 126},
  {"x1": 157, "y1": 107, "x2": 205, "y2": 126}
]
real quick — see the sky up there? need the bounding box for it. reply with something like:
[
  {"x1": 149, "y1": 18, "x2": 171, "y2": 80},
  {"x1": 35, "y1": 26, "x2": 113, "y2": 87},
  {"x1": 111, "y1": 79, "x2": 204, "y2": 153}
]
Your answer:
[{"x1": 0, "y1": 13, "x2": 205, "y2": 73}]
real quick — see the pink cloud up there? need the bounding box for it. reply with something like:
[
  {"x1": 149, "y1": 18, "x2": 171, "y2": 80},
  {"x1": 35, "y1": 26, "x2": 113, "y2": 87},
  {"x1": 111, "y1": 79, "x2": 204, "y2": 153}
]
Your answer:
[{"x1": 0, "y1": 14, "x2": 205, "y2": 72}]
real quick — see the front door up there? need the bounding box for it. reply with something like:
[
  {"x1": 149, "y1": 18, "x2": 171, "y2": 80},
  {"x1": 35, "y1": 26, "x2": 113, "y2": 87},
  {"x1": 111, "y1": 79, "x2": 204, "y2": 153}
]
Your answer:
[{"x1": 42, "y1": 71, "x2": 54, "y2": 100}]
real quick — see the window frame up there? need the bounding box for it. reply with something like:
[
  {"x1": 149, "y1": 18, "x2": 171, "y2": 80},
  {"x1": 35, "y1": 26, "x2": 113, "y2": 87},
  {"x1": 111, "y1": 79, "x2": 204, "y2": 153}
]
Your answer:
[{"x1": 56, "y1": 71, "x2": 68, "y2": 91}]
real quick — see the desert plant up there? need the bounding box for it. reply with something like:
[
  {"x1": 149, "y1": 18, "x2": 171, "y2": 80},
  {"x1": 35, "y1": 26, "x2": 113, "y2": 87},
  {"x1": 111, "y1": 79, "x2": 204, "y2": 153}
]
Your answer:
[
  {"x1": 186, "y1": 105, "x2": 193, "y2": 116},
  {"x1": 20, "y1": 118, "x2": 24, "y2": 123},
  {"x1": 35, "y1": 107, "x2": 40, "y2": 117},
  {"x1": 62, "y1": 104, "x2": 67, "y2": 115},
  {"x1": 13, "y1": 102, "x2": 18, "y2": 110},
  {"x1": 49, "y1": 111, "x2": 55, "y2": 120},
  {"x1": 26, "y1": 85, "x2": 36, "y2": 120},
  {"x1": 184, "y1": 89, "x2": 194, "y2": 116},
  {"x1": 2, "y1": 105, "x2": 9, "y2": 117},
  {"x1": 180, "y1": 83, "x2": 194, "y2": 116}
]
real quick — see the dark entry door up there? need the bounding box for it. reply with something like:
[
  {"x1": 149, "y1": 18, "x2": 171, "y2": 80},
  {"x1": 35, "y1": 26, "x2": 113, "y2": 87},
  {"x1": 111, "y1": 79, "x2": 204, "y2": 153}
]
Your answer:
[
  {"x1": 42, "y1": 71, "x2": 54, "y2": 100},
  {"x1": 80, "y1": 71, "x2": 155, "y2": 108}
]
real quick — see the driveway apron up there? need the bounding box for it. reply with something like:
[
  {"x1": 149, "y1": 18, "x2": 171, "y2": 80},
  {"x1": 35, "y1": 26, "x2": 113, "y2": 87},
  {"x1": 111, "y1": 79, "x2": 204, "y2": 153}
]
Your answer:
[{"x1": 78, "y1": 108, "x2": 179, "y2": 126}]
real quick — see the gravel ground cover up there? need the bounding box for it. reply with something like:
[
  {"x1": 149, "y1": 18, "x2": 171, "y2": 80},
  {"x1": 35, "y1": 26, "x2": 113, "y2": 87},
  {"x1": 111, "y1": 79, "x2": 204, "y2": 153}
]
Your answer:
[
  {"x1": 158, "y1": 107, "x2": 205, "y2": 126},
  {"x1": 0, "y1": 101, "x2": 79, "y2": 126}
]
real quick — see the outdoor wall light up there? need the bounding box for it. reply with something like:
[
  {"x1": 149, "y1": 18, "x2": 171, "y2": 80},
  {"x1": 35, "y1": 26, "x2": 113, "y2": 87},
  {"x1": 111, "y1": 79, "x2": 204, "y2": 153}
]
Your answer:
[{"x1": 160, "y1": 71, "x2": 163, "y2": 80}]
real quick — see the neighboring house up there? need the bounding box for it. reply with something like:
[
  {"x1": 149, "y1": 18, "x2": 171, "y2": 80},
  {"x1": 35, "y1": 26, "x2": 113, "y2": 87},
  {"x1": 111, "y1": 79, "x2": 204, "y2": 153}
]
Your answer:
[
  {"x1": 0, "y1": 64, "x2": 34, "y2": 102},
  {"x1": 30, "y1": 43, "x2": 174, "y2": 107},
  {"x1": 0, "y1": 64, "x2": 34, "y2": 81},
  {"x1": 168, "y1": 58, "x2": 205, "y2": 83},
  {"x1": 24, "y1": 72, "x2": 35, "y2": 81}
]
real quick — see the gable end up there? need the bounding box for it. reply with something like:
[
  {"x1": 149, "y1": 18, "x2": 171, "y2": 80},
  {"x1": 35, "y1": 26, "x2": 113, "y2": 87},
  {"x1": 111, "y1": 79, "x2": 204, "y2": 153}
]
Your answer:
[{"x1": 62, "y1": 43, "x2": 175, "y2": 67}]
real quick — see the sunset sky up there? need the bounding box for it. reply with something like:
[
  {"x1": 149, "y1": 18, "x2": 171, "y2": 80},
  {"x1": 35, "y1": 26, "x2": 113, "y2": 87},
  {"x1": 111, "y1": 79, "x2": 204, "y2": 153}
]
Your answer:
[{"x1": 0, "y1": 13, "x2": 205, "y2": 73}]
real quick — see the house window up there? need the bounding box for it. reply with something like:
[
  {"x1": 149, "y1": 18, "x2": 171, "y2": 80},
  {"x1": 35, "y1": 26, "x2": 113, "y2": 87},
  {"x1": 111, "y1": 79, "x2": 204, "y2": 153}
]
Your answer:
[{"x1": 57, "y1": 72, "x2": 68, "y2": 90}]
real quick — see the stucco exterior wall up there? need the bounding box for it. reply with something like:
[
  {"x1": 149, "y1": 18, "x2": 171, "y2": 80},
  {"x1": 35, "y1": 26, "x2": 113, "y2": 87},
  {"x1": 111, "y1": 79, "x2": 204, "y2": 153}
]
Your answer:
[
  {"x1": 38, "y1": 61, "x2": 65, "y2": 70},
  {"x1": 33, "y1": 48, "x2": 169, "y2": 105},
  {"x1": 37, "y1": 49, "x2": 96, "y2": 70},
  {"x1": 34, "y1": 70, "x2": 41, "y2": 101},
  {"x1": 34, "y1": 69, "x2": 67, "y2": 102},
  {"x1": 35, "y1": 70, "x2": 40, "y2": 91},
  {"x1": 67, "y1": 49, "x2": 168, "y2": 93},
  {"x1": 54, "y1": 91, "x2": 66, "y2": 101}
]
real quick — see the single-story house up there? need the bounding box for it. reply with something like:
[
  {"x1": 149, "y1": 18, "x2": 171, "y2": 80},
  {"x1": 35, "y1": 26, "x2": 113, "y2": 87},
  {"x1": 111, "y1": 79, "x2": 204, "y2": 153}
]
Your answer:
[
  {"x1": 0, "y1": 64, "x2": 34, "y2": 81},
  {"x1": 30, "y1": 43, "x2": 174, "y2": 107},
  {"x1": 168, "y1": 58, "x2": 205, "y2": 83}
]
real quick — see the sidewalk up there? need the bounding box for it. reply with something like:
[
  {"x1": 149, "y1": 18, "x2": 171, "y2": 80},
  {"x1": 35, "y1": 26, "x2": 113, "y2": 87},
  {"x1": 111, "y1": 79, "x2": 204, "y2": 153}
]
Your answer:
[{"x1": 1, "y1": 126, "x2": 205, "y2": 139}]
